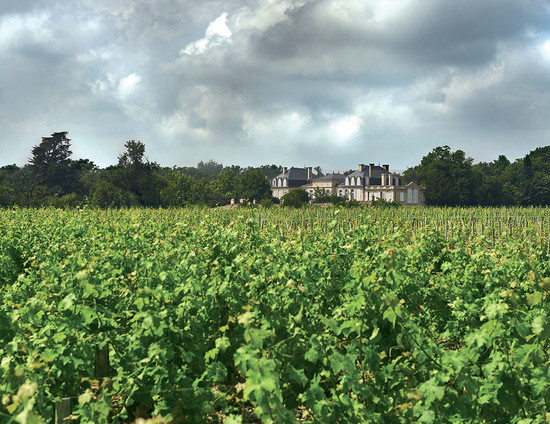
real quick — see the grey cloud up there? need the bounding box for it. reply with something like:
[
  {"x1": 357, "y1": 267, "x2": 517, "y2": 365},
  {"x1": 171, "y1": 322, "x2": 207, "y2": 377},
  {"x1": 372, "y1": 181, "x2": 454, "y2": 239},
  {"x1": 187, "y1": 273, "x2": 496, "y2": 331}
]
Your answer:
[{"x1": 1, "y1": 0, "x2": 550, "y2": 169}]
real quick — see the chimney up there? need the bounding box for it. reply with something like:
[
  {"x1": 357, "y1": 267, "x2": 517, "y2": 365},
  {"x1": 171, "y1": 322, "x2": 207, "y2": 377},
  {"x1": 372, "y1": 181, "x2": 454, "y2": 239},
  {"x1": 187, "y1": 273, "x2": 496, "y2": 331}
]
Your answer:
[
  {"x1": 282, "y1": 167, "x2": 288, "y2": 174},
  {"x1": 369, "y1": 163, "x2": 374, "y2": 177},
  {"x1": 306, "y1": 166, "x2": 312, "y2": 182},
  {"x1": 382, "y1": 164, "x2": 389, "y2": 171},
  {"x1": 359, "y1": 164, "x2": 365, "y2": 172}
]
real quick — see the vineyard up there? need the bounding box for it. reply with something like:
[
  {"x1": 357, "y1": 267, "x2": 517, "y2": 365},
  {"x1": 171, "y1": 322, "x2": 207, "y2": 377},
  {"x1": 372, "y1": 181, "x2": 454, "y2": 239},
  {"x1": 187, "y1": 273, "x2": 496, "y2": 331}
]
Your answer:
[{"x1": 1, "y1": 206, "x2": 550, "y2": 423}]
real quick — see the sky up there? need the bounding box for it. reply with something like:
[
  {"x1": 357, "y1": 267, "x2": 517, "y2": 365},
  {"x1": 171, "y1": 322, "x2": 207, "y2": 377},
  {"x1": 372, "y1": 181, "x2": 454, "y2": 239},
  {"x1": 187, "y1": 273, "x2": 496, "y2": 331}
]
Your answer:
[{"x1": 1, "y1": 0, "x2": 550, "y2": 171}]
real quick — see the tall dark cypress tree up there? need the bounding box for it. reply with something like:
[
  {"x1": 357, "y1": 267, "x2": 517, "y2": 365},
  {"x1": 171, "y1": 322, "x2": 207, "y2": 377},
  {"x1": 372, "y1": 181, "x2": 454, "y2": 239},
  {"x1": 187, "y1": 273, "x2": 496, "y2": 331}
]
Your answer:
[{"x1": 29, "y1": 131, "x2": 78, "y2": 196}]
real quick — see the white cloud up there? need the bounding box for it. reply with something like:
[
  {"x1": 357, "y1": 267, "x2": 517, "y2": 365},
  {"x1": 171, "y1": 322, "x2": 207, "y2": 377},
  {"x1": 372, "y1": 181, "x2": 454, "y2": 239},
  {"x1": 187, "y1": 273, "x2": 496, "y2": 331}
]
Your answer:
[
  {"x1": 0, "y1": 11, "x2": 51, "y2": 50},
  {"x1": 118, "y1": 73, "x2": 142, "y2": 96},
  {"x1": 182, "y1": 12, "x2": 232, "y2": 55},
  {"x1": 330, "y1": 115, "x2": 361, "y2": 143},
  {"x1": 541, "y1": 40, "x2": 550, "y2": 61}
]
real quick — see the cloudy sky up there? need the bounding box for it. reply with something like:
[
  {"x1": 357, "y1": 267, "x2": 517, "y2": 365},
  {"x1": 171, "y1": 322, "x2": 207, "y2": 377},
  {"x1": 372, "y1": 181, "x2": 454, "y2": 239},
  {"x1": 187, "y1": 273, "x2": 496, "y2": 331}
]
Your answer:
[{"x1": 1, "y1": 0, "x2": 549, "y2": 170}]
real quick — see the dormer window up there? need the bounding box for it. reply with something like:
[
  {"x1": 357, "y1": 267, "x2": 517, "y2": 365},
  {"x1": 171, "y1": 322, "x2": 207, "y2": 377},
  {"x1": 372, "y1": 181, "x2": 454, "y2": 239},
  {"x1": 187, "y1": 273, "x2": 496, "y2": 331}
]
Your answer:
[
  {"x1": 345, "y1": 177, "x2": 349, "y2": 185},
  {"x1": 283, "y1": 178, "x2": 288, "y2": 187},
  {"x1": 357, "y1": 177, "x2": 361, "y2": 185}
]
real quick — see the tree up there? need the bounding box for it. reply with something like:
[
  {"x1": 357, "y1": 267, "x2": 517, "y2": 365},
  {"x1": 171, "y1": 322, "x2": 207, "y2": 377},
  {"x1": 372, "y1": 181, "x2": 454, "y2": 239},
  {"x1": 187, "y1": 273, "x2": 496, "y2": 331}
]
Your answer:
[
  {"x1": 282, "y1": 189, "x2": 309, "y2": 207},
  {"x1": 505, "y1": 147, "x2": 550, "y2": 205},
  {"x1": 471, "y1": 155, "x2": 513, "y2": 206},
  {"x1": 90, "y1": 179, "x2": 139, "y2": 207},
  {"x1": 214, "y1": 167, "x2": 239, "y2": 200},
  {"x1": 161, "y1": 171, "x2": 220, "y2": 206},
  {"x1": 102, "y1": 140, "x2": 164, "y2": 206},
  {"x1": 311, "y1": 187, "x2": 331, "y2": 203},
  {"x1": 314, "y1": 166, "x2": 324, "y2": 177},
  {"x1": 29, "y1": 131, "x2": 78, "y2": 196},
  {"x1": 238, "y1": 169, "x2": 272, "y2": 201},
  {"x1": 118, "y1": 140, "x2": 146, "y2": 167},
  {"x1": 410, "y1": 146, "x2": 475, "y2": 206}
]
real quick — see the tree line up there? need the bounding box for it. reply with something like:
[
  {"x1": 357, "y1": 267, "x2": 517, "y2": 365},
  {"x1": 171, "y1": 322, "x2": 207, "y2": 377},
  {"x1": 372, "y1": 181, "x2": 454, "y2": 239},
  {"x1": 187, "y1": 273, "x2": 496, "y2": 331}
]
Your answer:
[
  {"x1": 0, "y1": 132, "x2": 549, "y2": 207},
  {"x1": 0, "y1": 132, "x2": 278, "y2": 207},
  {"x1": 402, "y1": 145, "x2": 550, "y2": 206}
]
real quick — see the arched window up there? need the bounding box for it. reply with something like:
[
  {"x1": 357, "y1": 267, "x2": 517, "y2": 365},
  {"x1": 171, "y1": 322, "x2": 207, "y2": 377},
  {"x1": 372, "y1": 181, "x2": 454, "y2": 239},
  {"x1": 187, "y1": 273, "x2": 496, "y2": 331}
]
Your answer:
[
  {"x1": 283, "y1": 178, "x2": 288, "y2": 187},
  {"x1": 407, "y1": 189, "x2": 412, "y2": 203},
  {"x1": 357, "y1": 177, "x2": 361, "y2": 185},
  {"x1": 413, "y1": 189, "x2": 418, "y2": 204},
  {"x1": 345, "y1": 177, "x2": 349, "y2": 186}
]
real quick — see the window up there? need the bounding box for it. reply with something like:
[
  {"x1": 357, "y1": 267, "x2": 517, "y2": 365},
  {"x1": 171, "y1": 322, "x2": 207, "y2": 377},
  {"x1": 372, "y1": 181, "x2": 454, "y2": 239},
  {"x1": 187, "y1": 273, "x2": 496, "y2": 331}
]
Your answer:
[
  {"x1": 283, "y1": 178, "x2": 288, "y2": 187},
  {"x1": 399, "y1": 192, "x2": 404, "y2": 202},
  {"x1": 357, "y1": 177, "x2": 361, "y2": 185},
  {"x1": 413, "y1": 189, "x2": 418, "y2": 204},
  {"x1": 407, "y1": 189, "x2": 412, "y2": 203},
  {"x1": 345, "y1": 177, "x2": 349, "y2": 185}
]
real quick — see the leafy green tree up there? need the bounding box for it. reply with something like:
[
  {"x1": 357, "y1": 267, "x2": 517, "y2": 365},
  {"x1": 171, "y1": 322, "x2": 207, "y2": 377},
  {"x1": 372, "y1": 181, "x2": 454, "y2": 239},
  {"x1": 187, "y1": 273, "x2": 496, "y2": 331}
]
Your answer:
[
  {"x1": 282, "y1": 189, "x2": 309, "y2": 207},
  {"x1": 238, "y1": 169, "x2": 271, "y2": 201},
  {"x1": 6, "y1": 165, "x2": 49, "y2": 205},
  {"x1": 311, "y1": 187, "x2": 331, "y2": 203},
  {"x1": 0, "y1": 165, "x2": 18, "y2": 206},
  {"x1": 214, "y1": 167, "x2": 239, "y2": 200},
  {"x1": 409, "y1": 146, "x2": 475, "y2": 206},
  {"x1": 160, "y1": 172, "x2": 221, "y2": 206},
  {"x1": 501, "y1": 147, "x2": 550, "y2": 205},
  {"x1": 254, "y1": 164, "x2": 282, "y2": 179},
  {"x1": 329, "y1": 194, "x2": 345, "y2": 205},
  {"x1": 90, "y1": 179, "x2": 139, "y2": 207},
  {"x1": 103, "y1": 140, "x2": 164, "y2": 206},
  {"x1": 471, "y1": 155, "x2": 513, "y2": 206}
]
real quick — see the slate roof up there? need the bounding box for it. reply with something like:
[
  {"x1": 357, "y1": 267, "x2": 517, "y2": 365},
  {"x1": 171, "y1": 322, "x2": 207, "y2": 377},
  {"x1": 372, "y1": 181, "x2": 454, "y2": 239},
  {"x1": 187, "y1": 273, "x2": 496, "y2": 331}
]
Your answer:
[
  {"x1": 348, "y1": 165, "x2": 388, "y2": 178},
  {"x1": 315, "y1": 173, "x2": 345, "y2": 182},
  {"x1": 274, "y1": 167, "x2": 311, "y2": 180},
  {"x1": 273, "y1": 167, "x2": 317, "y2": 188}
]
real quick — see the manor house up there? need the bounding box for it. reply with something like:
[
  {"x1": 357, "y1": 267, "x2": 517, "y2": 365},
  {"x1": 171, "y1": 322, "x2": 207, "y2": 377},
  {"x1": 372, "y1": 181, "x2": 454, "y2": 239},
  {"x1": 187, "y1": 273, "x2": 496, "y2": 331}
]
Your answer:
[{"x1": 271, "y1": 164, "x2": 425, "y2": 205}]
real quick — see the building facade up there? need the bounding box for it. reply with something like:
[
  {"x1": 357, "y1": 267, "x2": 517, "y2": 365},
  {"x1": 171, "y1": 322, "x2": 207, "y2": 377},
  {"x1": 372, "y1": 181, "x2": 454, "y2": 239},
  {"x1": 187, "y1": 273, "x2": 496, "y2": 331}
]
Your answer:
[
  {"x1": 271, "y1": 167, "x2": 315, "y2": 199},
  {"x1": 336, "y1": 164, "x2": 425, "y2": 205},
  {"x1": 271, "y1": 163, "x2": 425, "y2": 205}
]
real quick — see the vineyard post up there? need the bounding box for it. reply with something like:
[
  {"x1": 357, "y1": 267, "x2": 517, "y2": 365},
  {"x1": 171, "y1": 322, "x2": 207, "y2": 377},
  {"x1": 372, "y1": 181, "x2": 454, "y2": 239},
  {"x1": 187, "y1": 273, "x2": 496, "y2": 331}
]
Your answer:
[
  {"x1": 95, "y1": 343, "x2": 112, "y2": 391},
  {"x1": 55, "y1": 398, "x2": 71, "y2": 424}
]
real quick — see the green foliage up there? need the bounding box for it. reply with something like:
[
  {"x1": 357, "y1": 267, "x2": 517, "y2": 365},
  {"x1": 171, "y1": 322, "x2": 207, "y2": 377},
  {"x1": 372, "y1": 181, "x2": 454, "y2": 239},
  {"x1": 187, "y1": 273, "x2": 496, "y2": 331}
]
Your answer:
[
  {"x1": 29, "y1": 131, "x2": 80, "y2": 197},
  {"x1": 2, "y1": 207, "x2": 550, "y2": 422},
  {"x1": 371, "y1": 198, "x2": 401, "y2": 208},
  {"x1": 311, "y1": 187, "x2": 331, "y2": 203},
  {"x1": 328, "y1": 194, "x2": 345, "y2": 205},
  {"x1": 411, "y1": 145, "x2": 475, "y2": 206},
  {"x1": 282, "y1": 189, "x2": 309, "y2": 207},
  {"x1": 238, "y1": 169, "x2": 272, "y2": 202},
  {"x1": 89, "y1": 179, "x2": 139, "y2": 207}
]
